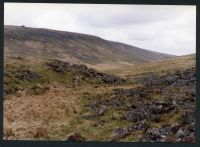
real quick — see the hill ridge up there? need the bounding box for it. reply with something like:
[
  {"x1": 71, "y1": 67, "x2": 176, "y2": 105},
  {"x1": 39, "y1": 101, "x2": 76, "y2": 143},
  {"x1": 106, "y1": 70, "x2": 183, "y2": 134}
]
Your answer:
[{"x1": 4, "y1": 25, "x2": 175, "y2": 64}]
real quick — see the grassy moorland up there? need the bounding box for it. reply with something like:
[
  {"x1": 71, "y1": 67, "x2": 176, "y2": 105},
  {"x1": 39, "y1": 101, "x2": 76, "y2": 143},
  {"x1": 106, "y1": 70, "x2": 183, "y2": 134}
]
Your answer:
[{"x1": 3, "y1": 54, "x2": 195, "y2": 142}]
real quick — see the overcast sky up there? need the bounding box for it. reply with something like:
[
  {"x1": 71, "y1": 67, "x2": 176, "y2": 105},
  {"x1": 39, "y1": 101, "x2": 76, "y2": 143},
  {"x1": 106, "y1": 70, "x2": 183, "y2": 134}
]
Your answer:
[{"x1": 4, "y1": 3, "x2": 196, "y2": 56}]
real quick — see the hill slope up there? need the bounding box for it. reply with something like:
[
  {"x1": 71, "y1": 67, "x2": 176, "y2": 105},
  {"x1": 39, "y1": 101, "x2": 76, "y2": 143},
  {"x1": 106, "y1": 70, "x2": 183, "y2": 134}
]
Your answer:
[
  {"x1": 106, "y1": 54, "x2": 196, "y2": 77},
  {"x1": 3, "y1": 55, "x2": 195, "y2": 142},
  {"x1": 4, "y1": 25, "x2": 174, "y2": 64}
]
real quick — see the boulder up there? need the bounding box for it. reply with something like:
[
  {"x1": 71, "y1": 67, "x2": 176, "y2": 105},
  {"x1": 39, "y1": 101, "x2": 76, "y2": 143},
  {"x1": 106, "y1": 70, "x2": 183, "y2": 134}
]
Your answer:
[
  {"x1": 122, "y1": 110, "x2": 145, "y2": 122},
  {"x1": 110, "y1": 128, "x2": 130, "y2": 141},
  {"x1": 147, "y1": 127, "x2": 161, "y2": 140}
]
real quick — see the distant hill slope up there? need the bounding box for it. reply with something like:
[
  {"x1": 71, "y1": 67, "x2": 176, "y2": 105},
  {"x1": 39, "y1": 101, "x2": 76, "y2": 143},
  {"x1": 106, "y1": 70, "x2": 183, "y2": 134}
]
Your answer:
[
  {"x1": 107, "y1": 54, "x2": 196, "y2": 77},
  {"x1": 4, "y1": 25, "x2": 175, "y2": 64}
]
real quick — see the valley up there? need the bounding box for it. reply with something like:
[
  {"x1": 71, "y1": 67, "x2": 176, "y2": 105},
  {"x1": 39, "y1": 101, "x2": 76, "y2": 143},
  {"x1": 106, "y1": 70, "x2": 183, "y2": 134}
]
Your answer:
[{"x1": 3, "y1": 26, "x2": 196, "y2": 142}]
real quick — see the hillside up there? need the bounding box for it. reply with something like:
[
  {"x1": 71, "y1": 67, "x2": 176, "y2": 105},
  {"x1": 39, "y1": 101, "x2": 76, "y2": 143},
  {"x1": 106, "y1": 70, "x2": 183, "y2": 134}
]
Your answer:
[
  {"x1": 3, "y1": 55, "x2": 195, "y2": 142},
  {"x1": 105, "y1": 54, "x2": 196, "y2": 77},
  {"x1": 4, "y1": 25, "x2": 174, "y2": 64}
]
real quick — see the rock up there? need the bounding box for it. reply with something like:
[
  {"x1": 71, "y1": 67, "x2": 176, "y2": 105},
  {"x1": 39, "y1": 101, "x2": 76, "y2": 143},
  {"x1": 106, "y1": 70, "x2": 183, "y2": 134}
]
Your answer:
[
  {"x1": 175, "y1": 128, "x2": 184, "y2": 138},
  {"x1": 102, "y1": 74, "x2": 123, "y2": 84},
  {"x1": 110, "y1": 128, "x2": 130, "y2": 141},
  {"x1": 133, "y1": 120, "x2": 150, "y2": 131},
  {"x1": 141, "y1": 125, "x2": 175, "y2": 142},
  {"x1": 16, "y1": 69, "x2": 40, "y2": 81},
  {"x1": 81, "y1": 67, "x2": 196, "y2": 143},
  {"x1": 15, "y1": 90, "x2": 23, "y2": 97},
  {"x1": 111, "y1": 99, "x2": 122, "y2": 107},
  {"x1": 98, "y1": 120, "x2": 105, "y2": 127},
  {"x1": 186, "y1": 122, "x2": 195, "y2": 132},
  {"x1": 66, "y1": 133, "x2": 86, "y2": 141},
  {"x1": 171, "y1": 124, "x2": 181, "y2": 133},
  {"x1": 150, "y1": 114, "x2": 162, "y2": 123},
  {"x1": 150, "y1": 101, "x2": 175, "y2": 115},
  {"x1": 46, "y1": 59, "x2": 125, "y2": 84},
  {"x1": 151, "y1": 104, "x2": 164, "y2": 114},
  {"x1": 82, "y1": 112, "x2": 95, "y2": 120},
  {"x1": 182, "y1": 111, "x2": 195, "y2": 124},
  {"x1": 139, "y1": 134, "x2": 151, "y2": 142},
  {"x1": 122, "y1": 110, "x2": 145, "y2": 122},
  {"x1": 147, "y1": 127, "x2": 161, "y2": 140},
  {"x1": 159, "y1": 125, "x2": 172, "y2": 136},
  {"x1": 164, "y1": 76, "x2": 177, "y2": 85},
  {"x1": 46, "y1": 60, "x2": 70, "y2": 74},
  {"x1": 98, "y1": 106, "x2": 107, "y2": 116},
  {"x1": 182, "y1": 133, "x2": 195, "y2": 143}
]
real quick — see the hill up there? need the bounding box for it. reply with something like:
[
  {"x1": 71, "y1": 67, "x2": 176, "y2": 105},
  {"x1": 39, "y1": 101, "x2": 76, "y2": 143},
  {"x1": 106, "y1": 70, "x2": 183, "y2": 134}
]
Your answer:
[
  {"x1": 3, "y1": 25, "x2": 195, "y2": 143},
  {"x1": 105, "y1": 54, "x2": 196, "y2": 77},
  {"x1": 3, "y1": 55, "x2": 195, "y2": 142},
  {"x1": 4, "y1": 25, "x2": 175, "y2": 64}
]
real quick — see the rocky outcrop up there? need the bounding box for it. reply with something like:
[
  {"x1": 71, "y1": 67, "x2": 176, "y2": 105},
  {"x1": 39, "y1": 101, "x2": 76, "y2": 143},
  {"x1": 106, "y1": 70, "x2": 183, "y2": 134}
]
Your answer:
[
  {"x1": 84, "y1": 67, "x2": 196, "y2": 142},
  {"x1": 16, "y1": 68, "x2": 41, "y2": 81},
  {"x1": 46, "y1": 59, "x2": 125, "y2": 84}
]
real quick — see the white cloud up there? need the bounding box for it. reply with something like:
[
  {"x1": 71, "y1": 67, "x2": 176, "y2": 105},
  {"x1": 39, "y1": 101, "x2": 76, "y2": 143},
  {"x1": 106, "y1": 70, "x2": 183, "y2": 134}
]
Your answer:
[{"x1": 4, "y1": 3, "x2": 196, "y2": 55}]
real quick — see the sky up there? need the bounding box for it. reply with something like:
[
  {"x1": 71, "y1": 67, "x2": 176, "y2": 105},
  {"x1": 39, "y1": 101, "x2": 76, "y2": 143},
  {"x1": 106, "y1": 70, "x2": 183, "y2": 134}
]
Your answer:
[{"x1": 4, "y1": 3, "x2": 196, "y2": 56}]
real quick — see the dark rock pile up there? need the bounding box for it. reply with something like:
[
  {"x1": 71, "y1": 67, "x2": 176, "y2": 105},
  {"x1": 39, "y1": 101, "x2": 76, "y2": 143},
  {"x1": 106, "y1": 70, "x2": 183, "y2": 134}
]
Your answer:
[
  {"x1": 139, "y1": 122, "x2": 195, "y2": 143},
  {"x1": 16, "y1": 68, "x2": 41, "y2": 81},
  {"x1": 136, "y1": 67, "x2": 196, "y2": 88},
  {"x1": 46, "y1": 59, "x2": 70, "y2": 74},
  {"x1": 84, "y1": 67, "x2": 196, "y2": 142},
  {"x1": 46, "y1": 59, "x2": 125, "y2": 84}
]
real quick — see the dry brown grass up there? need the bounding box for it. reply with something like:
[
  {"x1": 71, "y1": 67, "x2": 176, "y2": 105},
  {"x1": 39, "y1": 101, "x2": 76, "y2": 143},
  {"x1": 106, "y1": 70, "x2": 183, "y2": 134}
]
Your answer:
[
  {"x1": 3, "y1": 84, "x2": 81, "y2": 140},
  {"x1": 94, "y1": 54, "x2": 196, "y2": 77}
]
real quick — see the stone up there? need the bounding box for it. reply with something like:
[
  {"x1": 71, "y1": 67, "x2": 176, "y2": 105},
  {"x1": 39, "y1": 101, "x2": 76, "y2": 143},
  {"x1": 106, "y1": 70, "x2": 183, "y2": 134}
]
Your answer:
[
  {"x1": 82, "y1": 112, "x2": 95, "y2": 120},
  {"x1": 182, "y1": 133, "x2": 195, "y2": 143},
  {"x1": 98, "y1": 120, "x2": 105, "y2": 127},
  {"x1": 182, "y1": 111, "x2": 195, "y2": 124},
  {"x1": 110, "y1": 128, "x2": 130, "y2": 141},
  {"x1": 98, "y1": 105, "x2": 107, "y2": 116},
  {"x1": 46, "y1": 60, "x2": 70, "y2": 74},
  {"x1": 123, "y1": 110, "x2": 145, "y2": 122},
  {"x1": 66, "y1": 133, "x2": 86, "y2": 141},
  {"x1": 175, "y1": 128, "x2": 184, "y2": 138},
  {"x1": 147, "y1": 127, "x2": 161, "y2": 140},
  {"x1": 16, "y1": 69, "x2": 40, "y2": 81},
  {"x1": 15, "y1": 90, "x2": 23, "y2": 97},
  {"x1": 171, "y1": 124, "x2": 181, "y2": 133}
]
